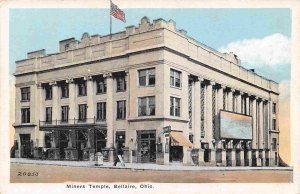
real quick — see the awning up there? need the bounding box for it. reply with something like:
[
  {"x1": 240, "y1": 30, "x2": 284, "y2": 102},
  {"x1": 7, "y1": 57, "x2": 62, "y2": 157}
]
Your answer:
[{"x1": 170, "y1": 131, "x2": 193, "y2": 148}]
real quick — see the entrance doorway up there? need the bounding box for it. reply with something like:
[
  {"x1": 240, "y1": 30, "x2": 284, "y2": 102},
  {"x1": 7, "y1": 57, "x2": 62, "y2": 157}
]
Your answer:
[
  {"x1": 58, "y1": 131, "x2": 68, "y2": 159},
  {"x1": 170, "y1": 146, "x2": 183, "y2": 162},
  {"x1": 77, "y1": 131, "x2": 87, "y2": 160},
  {"x1": 20, "y1": 134, "x2": 31, "y2": 158},
  {"x1": 95, "y1": 130, "x2": 106, "y2": 153},
  {"x1": 137, "y1": 130, "x2": 156, "y2": 163}
]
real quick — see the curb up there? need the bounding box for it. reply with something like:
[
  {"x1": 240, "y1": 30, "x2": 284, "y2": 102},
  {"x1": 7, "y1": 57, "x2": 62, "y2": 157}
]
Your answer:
[{"x1": 11, "y1": 161, "x2": 294, "y2": 172}]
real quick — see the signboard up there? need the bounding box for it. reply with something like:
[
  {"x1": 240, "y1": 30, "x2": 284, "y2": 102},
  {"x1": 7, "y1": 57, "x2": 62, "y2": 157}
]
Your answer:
[
  {"x1": 163, "y1": 126, "x2": 171, "y2": 133},
  {"x1": 220, "y1": 110, "x2": 252, "y2": 140}
]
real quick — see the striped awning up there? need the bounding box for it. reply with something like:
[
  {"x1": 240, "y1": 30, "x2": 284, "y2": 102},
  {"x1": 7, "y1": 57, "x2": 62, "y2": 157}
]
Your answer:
[{"x1": 170, "y1": 131, "x2": 193, "y2": 148}]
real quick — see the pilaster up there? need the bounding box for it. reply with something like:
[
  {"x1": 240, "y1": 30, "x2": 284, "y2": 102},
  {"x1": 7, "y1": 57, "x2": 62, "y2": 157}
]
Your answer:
[
  {"x1": 86, "y1": 76, "x2": 94, "y2": 119},
  {"x1": 193, "y1": 78, "x2": 201, "y2": 148},
  {"x1": 104, "y1": 73, "x2": 114, "y2": 149},
  {"x1": 258, "y1": 100, "x2": 264, "y2": 149},
  {"x1": 68, "y1": 79, "x2": 76, "y2": 124},
  {"x1": 51, "y1": 81, "x2": 59, "y2": 121}
]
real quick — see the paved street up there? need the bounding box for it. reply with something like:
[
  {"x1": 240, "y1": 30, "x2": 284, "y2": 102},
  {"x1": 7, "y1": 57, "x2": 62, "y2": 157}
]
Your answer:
[{"x1": 10, "y1": 159, "x2": 293, "y2": 183}]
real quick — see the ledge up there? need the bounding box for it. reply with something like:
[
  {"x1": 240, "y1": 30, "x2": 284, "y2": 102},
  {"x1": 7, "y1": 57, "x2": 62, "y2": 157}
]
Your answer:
[
  {"x1": 13, "y1": 123, "x2": 37, "y2": 127},
  {"x1": 127, "y1": 116, "x2": 189, "y2": 123}
]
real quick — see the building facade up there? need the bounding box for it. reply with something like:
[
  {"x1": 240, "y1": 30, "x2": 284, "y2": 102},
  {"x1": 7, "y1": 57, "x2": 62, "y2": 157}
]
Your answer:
[{"x1": 13, "y1": 16, "x2": 280, "y2": 166}]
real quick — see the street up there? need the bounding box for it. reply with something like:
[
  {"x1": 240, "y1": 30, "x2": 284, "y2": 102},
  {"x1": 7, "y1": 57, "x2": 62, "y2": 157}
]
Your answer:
[{"x1": 11, "y1": 163, "x2": 293, "y2": 183}]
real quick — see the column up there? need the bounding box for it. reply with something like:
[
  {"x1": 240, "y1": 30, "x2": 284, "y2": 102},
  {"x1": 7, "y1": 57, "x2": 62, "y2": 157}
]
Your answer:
[
  {"x1": 236, "y1": 92, "x2": 242, "y2": 113},
  {"x1": 194, "y1": 78, "x2": 201, "y2": 149},
  {"x1": 245, "y1": 95, "x2": 250, "y2": 115},
  {"x1": 86, "y1": 76, "x2": 94, "y2": 120},
  {"x1": 51, "y1": 81, "x2": 59, "y2": 121},
  {"x1": 261, "y1": 150, "x2": 266, "y2": 166},
  {"x1": 252, "y1": 97, "x2": 257, "y2": 149},
  {"x1": 36, "y1": 83, "x2": 44, "y2": 147},
  {"x1": 247, "y1": 143, "x2": 252, "y2": 166},
  {"x1": 68, "y1": 79, "x2": 76, "y2": 124},
  {"x1": 240, "y1": 143, "x2": 245, "y2": 166},
  {"x1": 221, "y1": 140, "x2": 226, "y2": 166},
  {"x1": 216, "y1": 85, "x2": 224, "y2": 139},
  {"x1": 258, "y1": 100, "x2": 264, "y2": 149},
  {"x1": 232, "y1": 148, "x2": 236, "y2": 167},
  {"x1": 227, "y1": 89, "x2": 233, "y2": 112},
  {"x1": 205, "y1": 81, "x2": 213, "y2": 148},
  {"x1": 105, "y1": 73, "x2": 114, "y2": 148}
]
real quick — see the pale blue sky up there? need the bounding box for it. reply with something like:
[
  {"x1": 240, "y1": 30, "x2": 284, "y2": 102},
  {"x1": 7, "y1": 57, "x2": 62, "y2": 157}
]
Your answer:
[{"x1": 9, "y1": 8, "x2": 291, "y2": 82}]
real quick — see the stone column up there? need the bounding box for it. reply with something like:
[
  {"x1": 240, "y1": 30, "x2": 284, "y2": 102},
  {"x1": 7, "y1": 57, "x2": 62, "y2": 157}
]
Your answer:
[
  {"x1": 216, "y1": 85, "x2": 224, "y2": 139},
  {"x1": 105, "y1": 73, "x2": 114, "y2": 148},
  {"x1": 245, "y1": 95, "x2": 250, "y2": 115},
  {"x1": 236, "y1": 92, "x2": 242, "y2": 114},
  {"x1": 51, "y1": 81, "x2": 59, "y2": 121},
  {"x1": 198, "y1": 149, "x2": 205, "y2": 166},
  {"x1": 221, "y1": 140, "x2": 226, "y2": 166},
  {"x1": 194, "y1": 78, "x2": 201, "y2": 149},
  {"x1": 252, "y1": 97, "x2": 258, "y2": 149},
  {"x1": 261, "y1": 150, "x2": 266, "y2": 166},
  {"x1": 240, "y1": 147, "x2": 245, "y2": 166},
  {"x1": 247, "y1": 147, "x2": 252, "y2": 166},
  {"x1": 205, "y1": 81, "x2": 213, "y2": 148},
  {"x1": 35, "y1": 83, "x2": 45, "y2": 147},
  {"x1": 258, "y1": 100, "x2": 264, "y2": 149},
  {"x1": 232, "y1": 149, "x2": 236, "y2": 167},
  {"x1": 210, "y1": 150, "x2": 216, "y2": 166},
  {"x1": 227, "y1": 89, "x2": 234, "y2": 112},
  {"x1": 86, "y1": 76, "x2": 94, "y2": 121},
  {"x1": 68, "y1": 79, "x2": 76, "y2": 124}
]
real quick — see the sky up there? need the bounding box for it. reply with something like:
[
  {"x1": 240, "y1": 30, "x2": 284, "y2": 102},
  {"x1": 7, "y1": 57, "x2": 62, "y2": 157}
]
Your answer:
[
  {"x1": 9, "y1": 8, "x2": 291, "y2": 163},
  {"x1": 9, "y1": 8, "x2": 291, "y2": 82}
]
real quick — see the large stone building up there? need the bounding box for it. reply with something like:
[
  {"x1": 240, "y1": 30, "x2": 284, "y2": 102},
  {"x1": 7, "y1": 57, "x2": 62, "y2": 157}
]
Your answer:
[{"x1": 13, "y1": 16, "x2": 280, "y2": 166}]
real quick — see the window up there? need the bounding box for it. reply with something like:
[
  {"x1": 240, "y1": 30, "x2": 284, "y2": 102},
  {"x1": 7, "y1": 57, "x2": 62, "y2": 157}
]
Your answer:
[
  {"x1": 45, "y1": 107, "x2": 52, "y2": 123},
  {"x1": 21, "y1": 108, "x2": 30, "y2": 123},
  {"x1": 138, "y1": 96, "x2": 155, "y2": 116},
  {"x1": 117, "y1": 100, "x2": 126, "y2": 119},
  {"x1": 78, "y1": 104, "x2": 87, "y2": 121},
  {"x1": 272, "y1": 103, "x2": 276, "y2": 114},
  {"x1": 170, "y1": 97, "x2": 181, "y2": 117},
  {"x1": 45, "y1": 86, "x2": 52, "y2": 100},
  {"x1": 272, "y1": 119, "x2": 276, "y2": 131},
  {"x1": 21, "y1": 87, "x2": 30, "y2": 101},
  {"x1": 61, "y1": 106, "x2": 69, "y2": 122},
  {"x1": 61, "y1": 84, "x2": 69, "y2": 98},
  {"x1": 116, "y1": 76, "x2": 126, "y2": 92},
  {"x1": 78, "y1": 81, "x2": 87, "y2": 96},
  {"x1": 170, "y1": 69, "x2": 181, "y2": 88},
  {"x1": 139, "y1": 68, "x2": 155, "y2": 86},
  {"x1": 272, "y1": 138, "x2": 277, "y2": 150},
  {"x1": 96, "y1": 79, "x2": 107, "y2": 94},
  {"x1": 97, "y1": 102, "x2": 106, "y2": 120}
]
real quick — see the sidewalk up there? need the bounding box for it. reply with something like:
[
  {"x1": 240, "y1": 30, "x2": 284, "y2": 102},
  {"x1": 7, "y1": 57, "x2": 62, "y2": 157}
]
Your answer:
[{"x1": 11, "y1": 158, "x2": 293, "y2": 171}]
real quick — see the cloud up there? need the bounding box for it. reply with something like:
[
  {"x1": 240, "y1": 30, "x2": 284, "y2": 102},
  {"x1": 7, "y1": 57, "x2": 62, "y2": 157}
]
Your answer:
[{"x1": 218, "y1": 33, "x2": 291, "y2": 68}]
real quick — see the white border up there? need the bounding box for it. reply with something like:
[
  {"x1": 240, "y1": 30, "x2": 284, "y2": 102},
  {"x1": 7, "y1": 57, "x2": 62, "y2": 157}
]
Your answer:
[{"x1": 0, "y1": 0, "x2": 299, "y2": 194}]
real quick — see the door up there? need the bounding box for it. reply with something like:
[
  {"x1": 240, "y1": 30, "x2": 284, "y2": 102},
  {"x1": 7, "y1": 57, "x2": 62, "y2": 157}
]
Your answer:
[
  {"x1": 95, "y1": 130, "x2": 106, "y2": 153},
  {"x1": 137, "y1": 130, "x2": 156, "y2": 163},
  {"x1": 20, "y1": 134, "x2": 31, "y2": 158},
  {"x1": 58, "y1": 131, "x2": 68, "y2": 159},
  {"x1": 77, "y1": 131, "x2": 87, "y2": 160}
]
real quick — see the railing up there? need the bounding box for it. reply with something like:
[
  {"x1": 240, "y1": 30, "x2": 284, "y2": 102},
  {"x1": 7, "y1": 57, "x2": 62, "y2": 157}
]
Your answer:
[{"x1": 39, "y1": 117, "x2": 106, "y2": 126}]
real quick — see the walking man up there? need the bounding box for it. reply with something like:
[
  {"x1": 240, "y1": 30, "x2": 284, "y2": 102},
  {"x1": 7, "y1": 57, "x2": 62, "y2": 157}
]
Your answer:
[{"x1": 113, "y1": 142, "x2": 125, "y2": 166}]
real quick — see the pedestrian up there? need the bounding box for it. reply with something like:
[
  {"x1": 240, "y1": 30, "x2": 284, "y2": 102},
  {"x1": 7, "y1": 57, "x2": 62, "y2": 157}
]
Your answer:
[{"x1": 113, "y1": 143, "x2": 125, "y2": 166}]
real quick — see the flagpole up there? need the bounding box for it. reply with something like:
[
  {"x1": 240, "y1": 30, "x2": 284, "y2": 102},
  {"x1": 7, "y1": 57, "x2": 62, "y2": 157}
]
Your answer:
[{"x1": 110, "y1": 0, "x2": 112, "y2": 40}]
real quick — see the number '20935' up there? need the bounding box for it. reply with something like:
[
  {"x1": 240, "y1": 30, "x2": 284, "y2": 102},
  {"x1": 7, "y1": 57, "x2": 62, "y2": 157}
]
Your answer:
[{"x1": 17, "y1": 172, "x2": 39, "y2": 176}]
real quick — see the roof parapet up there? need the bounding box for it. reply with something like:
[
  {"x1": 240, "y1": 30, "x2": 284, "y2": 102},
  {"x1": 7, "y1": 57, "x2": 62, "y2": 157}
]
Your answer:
[{"x1": 27, "y1": 49, "x2": 45, "y2": 59}]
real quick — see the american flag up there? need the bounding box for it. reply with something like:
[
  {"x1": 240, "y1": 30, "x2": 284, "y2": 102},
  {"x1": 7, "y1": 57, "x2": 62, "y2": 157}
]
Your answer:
[{"x1": 110, "y1": 1, "x2": 126, "y2": 23}]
